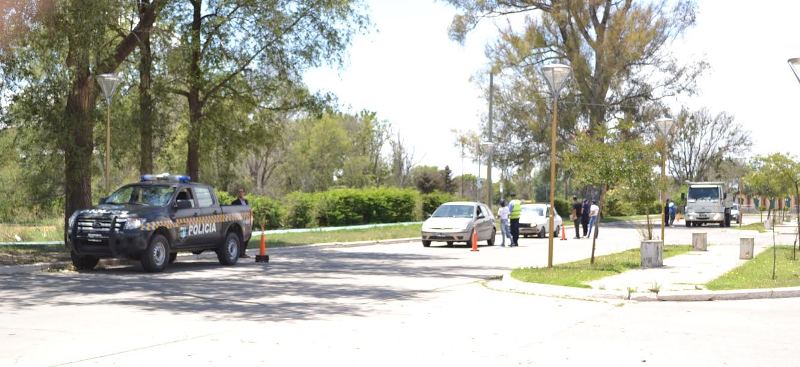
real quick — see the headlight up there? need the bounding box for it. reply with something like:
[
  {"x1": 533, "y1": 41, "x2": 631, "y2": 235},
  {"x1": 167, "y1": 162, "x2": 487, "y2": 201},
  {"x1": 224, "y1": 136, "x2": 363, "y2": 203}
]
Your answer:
[
  {"x1": 68, "y1": 212, "x2": 79, "y2": 229},
  {"x1": 124, "y1": 217, "x2": 146, "y2": 230}
]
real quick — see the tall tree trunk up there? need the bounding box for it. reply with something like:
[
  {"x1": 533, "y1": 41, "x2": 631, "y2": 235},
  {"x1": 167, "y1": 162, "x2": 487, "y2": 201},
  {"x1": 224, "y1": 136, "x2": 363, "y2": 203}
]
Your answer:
[
  {"x1": 138, "y1": 0, "x2": 154, "y2": 175},
  {"x1": 63, "y1": 52, "x2": 95, "y2": 236},
  {"x1": 186, "y1": 0, "x2": 203, "y2": 181},
  {"x1": 63, "y1": 1, "x2": 161, "y2": 228}
]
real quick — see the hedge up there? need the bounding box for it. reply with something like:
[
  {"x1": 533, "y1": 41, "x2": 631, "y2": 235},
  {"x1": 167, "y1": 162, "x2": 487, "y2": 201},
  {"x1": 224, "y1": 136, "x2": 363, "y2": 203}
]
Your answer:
[{"x1": 421, "y1": 191, "x2": 459, "y2": 217}]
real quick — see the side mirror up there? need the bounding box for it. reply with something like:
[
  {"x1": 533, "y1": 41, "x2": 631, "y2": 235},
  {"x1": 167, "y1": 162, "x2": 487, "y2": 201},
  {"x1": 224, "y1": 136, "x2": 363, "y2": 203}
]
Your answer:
[
  {"x1": 478, "y1": 213, "x2": 485, "y2": 219},
  {"x1": 175, "y1": 199, "x2": 192, "y2": 210},
  {"x1": 98, "y1": 197, "x2": 107, "y2": 205}
]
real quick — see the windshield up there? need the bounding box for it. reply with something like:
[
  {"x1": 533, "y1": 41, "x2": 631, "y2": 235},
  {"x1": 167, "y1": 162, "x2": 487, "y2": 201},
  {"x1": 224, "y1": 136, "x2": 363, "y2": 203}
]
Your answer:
[
  {"x1": 432, "y1": 204, "x2": 474, "y2": 218},
  {"x1": 688, "y1": 187, "x2": 719, "y2": 201},
  {"x1": 105, "y1": 185, "x2": 176, "y2": 206},
  {"x1": 521, "y1": 206, "x2": 545, "y2": 216}
]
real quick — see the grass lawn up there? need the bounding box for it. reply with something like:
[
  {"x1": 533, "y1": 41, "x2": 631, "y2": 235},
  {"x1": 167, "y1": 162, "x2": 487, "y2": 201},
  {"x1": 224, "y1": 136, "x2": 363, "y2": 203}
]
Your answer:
[
  {"x1": 0, "y1": 220, "x2": 64, "y2": 242},
  {"x1": 246, "y1": 223, "x2": 421, "y2": 248},
  {"x1": 731, "y1": 222, "x2": 766, "y2": 233},
  {"x1": 511, "y1": 245, "x2": 692, "y2": 288},
  {"x1": 706, "y1": 246, "x2": 800, "y2": 290},
  {"x1": 603, "y1": 214, "x2": 652, "y2": 223}
]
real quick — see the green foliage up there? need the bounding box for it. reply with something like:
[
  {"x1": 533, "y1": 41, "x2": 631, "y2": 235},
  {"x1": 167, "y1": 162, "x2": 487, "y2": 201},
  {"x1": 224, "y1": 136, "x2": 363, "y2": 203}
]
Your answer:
[
  {"x1": 421, "y1": 191, "x2": 458, "y2": 217},
  {"x1": 216, "y1": 190, "x2": 235, "y2": 206},
  {"x1": 284, "y1": 192, "x2": 317, "y2": 229},
  {"x1": 315, "y1": 188, "x2": 419, "y2": 226},
  {"x1": 553, "y1": 198, "x2": 570, "y2": 219},
  {"x1": 249, "y1": 196, "x2": 285, "y2": 230},
  {"x1": 412, "y1": 166, "x2": 443, "y2": 194}
]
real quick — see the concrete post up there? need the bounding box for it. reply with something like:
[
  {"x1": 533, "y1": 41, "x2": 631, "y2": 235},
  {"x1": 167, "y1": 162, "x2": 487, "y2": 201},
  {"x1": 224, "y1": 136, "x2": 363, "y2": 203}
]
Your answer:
[
  {"x1": 692, "y1": 232, "x2": 708, "y2": 251},
  {"x1": 740, "y1": 237, "x2": 755, "y2": 260},
  {"x1": 640, "y1": 240, "x2": 663, "y2": 268}
]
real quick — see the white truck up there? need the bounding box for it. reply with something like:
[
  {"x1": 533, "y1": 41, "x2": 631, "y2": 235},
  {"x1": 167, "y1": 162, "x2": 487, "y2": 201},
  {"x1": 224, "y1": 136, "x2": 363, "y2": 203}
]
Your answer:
[{"x1": 684, "y1": 181, "x2": 733, "y2": 227}]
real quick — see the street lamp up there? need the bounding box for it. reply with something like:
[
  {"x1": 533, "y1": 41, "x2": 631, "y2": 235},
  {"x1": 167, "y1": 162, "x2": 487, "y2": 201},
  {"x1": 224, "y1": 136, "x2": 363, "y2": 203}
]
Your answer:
[
  {"x1": 540, "y1": 63, "x2": 571, "y2": 268},
  {"x1": 656, "y1": 117, "x2": 675, "y2": 243},
  {"x1": 96, "y1": 73, "x2": 122, "y2": 194}
]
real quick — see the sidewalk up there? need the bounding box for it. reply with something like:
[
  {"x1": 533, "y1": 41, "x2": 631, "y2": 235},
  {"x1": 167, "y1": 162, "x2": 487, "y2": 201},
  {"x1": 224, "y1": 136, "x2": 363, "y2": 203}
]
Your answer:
[{"x1": 488, "y1": 220, "x2": 800, "y2": 302}]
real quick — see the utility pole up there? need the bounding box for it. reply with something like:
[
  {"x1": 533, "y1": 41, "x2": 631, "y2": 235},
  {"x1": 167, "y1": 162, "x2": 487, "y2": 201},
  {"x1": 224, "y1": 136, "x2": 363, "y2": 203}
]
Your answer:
[{"x1": 487, "y1": 71, "x2": 494, "y2": 209}]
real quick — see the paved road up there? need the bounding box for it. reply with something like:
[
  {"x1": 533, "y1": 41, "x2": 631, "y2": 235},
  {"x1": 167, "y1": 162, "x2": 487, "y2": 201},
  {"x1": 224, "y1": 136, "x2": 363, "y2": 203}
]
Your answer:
[{"x1": 2, "y1": 219, "x2": 798, "y2": 366}]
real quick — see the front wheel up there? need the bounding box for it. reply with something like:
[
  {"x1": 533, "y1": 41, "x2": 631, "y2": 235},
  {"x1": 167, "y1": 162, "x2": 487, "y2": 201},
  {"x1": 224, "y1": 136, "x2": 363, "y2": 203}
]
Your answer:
[
  {"x1": 70, "y1": 252, "x2": 99, "y2": 271},
  {"x1": 538, "y1": 227, "x2": 545, "y2": 238},
  {"x1": 217, "y1": 232, "x2": 240, "y2": 265},
  {"x1": 142, "y1": 234, "x2": 170, "y2": 273},
  {"x1": 422, "y1": 240, "x2": 431, "y2": 247}
]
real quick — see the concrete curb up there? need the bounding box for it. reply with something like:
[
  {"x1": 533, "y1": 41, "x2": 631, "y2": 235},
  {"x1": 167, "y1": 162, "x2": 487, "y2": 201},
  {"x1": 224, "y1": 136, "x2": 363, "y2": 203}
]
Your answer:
[{"x1": 488, "y1": 271, "x2": 800, "y2": 302}]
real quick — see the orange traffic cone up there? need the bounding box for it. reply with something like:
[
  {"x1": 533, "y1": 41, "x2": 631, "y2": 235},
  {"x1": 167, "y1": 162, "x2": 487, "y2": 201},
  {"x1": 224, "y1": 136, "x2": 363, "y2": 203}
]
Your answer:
[
  {"x1": 470, "y1": 228, "x2": 479, "y2": 252},
  {"x1": 560, "y1": 225, "x2": 567, "y2": 241},
  {"x1": 255, "y1": 224, "x2": 270, "y2": 263}
]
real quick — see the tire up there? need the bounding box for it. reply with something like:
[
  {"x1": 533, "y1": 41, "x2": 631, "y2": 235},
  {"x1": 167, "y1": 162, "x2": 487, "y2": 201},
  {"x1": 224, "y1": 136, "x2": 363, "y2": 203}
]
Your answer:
[
  {"x1": 538, "y1": 227, "x2": 545, "y2": 238},
  {"x1": 70, "y1": 252, "x2": 99, "y2": 271},
  {"x1": 168, "y1": 252, "x2": 177, "y2": 264},
  {"x1": 487, "y1": 228, "x2": 496, "y2": 246},
  {"x1": 446, "y1": 241, "x2": 454, "y2": 246},
  {"x1": 142, "y1": 234, "x2": 170, "y2": 273},
  {"x1": 685, "y1": 221, "x2": 691, "y2": 228},
  {"x1": 554, "y1": 225, "x2": 560, "y2": 238},
  {"x1": 217, "y1": 232, "x2": 240, "y2": 266},
  {"x1": 422, "y1": 240, "x2": 431, "y2": 247}
]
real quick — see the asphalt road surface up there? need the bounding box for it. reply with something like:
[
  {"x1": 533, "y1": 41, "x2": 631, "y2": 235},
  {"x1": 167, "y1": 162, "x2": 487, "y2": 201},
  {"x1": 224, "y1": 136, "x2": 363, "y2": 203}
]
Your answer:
[{"x1": 2, "y1": 219, "x2": 798, "y2": 366}]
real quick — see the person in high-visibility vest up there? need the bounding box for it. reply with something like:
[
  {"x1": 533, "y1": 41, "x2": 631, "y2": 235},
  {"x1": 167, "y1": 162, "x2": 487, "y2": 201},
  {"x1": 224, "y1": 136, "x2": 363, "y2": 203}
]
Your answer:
[{"x1": 508, "y1": 193, "x2": 522, "y2": 247}]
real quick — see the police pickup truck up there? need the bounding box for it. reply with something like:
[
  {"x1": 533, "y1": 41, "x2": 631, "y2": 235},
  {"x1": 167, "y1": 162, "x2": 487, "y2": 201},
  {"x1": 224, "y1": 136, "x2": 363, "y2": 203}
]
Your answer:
[{"x1": 65, "y1": 174, "x2": 252, "y2": 272}]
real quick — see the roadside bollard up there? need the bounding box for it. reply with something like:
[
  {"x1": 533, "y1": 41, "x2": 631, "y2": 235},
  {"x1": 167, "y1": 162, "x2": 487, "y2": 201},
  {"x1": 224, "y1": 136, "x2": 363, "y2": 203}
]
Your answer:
[
  {"x1": 256, "y1": 224, "x2": 270, "y2": 263},
  {"x1": 739, "y1": 237, "x2": 754, "y2": 260},
  {"x1": 470, "y1": 228, "x2": 479, "y2": 252},
  {"x1": 692, "y1": 232, "x2": 707, "y2": 251}
]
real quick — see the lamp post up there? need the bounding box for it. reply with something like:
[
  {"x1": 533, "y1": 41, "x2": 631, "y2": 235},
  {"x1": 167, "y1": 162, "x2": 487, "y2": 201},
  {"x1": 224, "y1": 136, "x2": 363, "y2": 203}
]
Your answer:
[
  {"x1": 787, "y1": 58, "x2": 800, "y2": 247},
  {"x1": 656, "y1": 117, "x2": 674, "y2": 243},
  {"x1": 540, "y1": 63, "x2": 571, "y2": 268},
  {"x1": 96, "y1": 73, "x2": 122, "y2": 194}
]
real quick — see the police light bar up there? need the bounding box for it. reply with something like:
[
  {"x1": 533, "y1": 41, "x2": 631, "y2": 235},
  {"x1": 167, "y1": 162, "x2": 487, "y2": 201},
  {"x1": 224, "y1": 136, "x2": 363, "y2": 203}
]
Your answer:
[{"x1": 140, "y1": 173, "x2": 191, "y2": 183}]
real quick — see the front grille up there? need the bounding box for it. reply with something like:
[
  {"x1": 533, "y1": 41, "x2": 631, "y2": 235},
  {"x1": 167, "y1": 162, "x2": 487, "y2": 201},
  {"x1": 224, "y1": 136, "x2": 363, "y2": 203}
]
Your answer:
[
  {"x1": 519, "y1": 223, "x2": 531, "y2": 228},
  {"x1": 76, "y1": 216, "x2": 126, "y2": 239}
]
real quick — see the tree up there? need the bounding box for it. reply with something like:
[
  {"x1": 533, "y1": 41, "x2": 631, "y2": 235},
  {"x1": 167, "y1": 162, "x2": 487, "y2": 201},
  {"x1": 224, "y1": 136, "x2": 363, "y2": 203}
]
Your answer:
[
  {"x1": 441, "y1": 165, "x2": 456, "y2": 194},
  {"x1": 449, "y1": 0, "x2": 705, "y2": 134},
  {"x1": 412, "y1": 166, "x2": 444, "y2": 194},
  {"x1": 163, "y1": 0, "x2": 367, "y2": 181},
  {"x1": 747, "y1": 154, "x2": 800, "y2": 261},
  {"x1": 1, "y1": 1, "x2": 165, "y2": 227},
  {"x1": 670, "y1": 108, "x2": 752, "y2": 182},
  {"x1": 565, "y1": 130, "x2": 657, "y2": 263}
]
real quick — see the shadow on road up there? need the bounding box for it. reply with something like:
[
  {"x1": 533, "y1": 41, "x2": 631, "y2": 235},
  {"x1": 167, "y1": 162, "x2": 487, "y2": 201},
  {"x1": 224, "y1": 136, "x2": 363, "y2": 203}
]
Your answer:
[{"x1": 0, "y1": 248, "x2": 499, "y2": 322}]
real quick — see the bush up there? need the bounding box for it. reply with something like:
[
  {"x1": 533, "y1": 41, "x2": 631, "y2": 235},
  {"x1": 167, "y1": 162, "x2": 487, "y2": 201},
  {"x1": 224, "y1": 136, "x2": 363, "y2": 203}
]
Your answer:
[
  {"x1": 284, "y1": 192, "x2": 317, "y2": 228},
  {"x1": 421, "y1": 191, "x2": 457, "y2": 217},
  {"x1": 216, "y1": 190, "x2": 235, "y2": 206},
  {"x1": 314, "y1": 187, "x2": 420, "y2": 226},
  {"x1": 554, "y1": 198, "x2": 570, "y2": 219},
  {"x1": 249, "y1": 196, "x2": 285, "y2": 230}
]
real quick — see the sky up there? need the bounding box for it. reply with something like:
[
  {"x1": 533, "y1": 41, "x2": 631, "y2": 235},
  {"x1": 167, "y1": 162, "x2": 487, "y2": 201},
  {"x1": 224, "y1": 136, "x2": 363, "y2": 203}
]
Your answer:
[{"x1": 304, "y1": 0, "x2": 800, "y2": 179}]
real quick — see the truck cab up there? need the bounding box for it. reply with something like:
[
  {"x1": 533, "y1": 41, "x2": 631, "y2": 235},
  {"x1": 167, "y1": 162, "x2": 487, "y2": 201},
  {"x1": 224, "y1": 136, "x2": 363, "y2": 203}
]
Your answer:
[
  {"x1": 66, "y1": 174, "x2": 252, "y2": 272},
  {"x1": 684, "y1": 181, "x2": 732, "y2": 227}
]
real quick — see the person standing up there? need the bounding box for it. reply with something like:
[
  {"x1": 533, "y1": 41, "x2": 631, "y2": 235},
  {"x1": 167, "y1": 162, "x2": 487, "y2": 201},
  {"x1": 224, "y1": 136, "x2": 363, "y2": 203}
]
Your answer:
[
  {"x1": 508, "y1": 193, "x2": 522, "y2": 247},
  {"x1": 664, "y1": 198, "x2": 671, "y2": 227},
  {"x1": 669, "y1": 200, "x2": 676, "y2": 226},
  {"x1": 581, "y1": 199, "x2": 590, "y2": 238},
  {"x1": 497, "y1": 199, "x2": 511, "y2": 247},
  {"x1": 230, "y1": 188, "x2": 250, "y2": 257},
  {"x1": 571, "y1": 196, "x2": 582, "y2": 239},
  {"x1": 587, "y1": 200, "x2": 600, "y2": 238}
]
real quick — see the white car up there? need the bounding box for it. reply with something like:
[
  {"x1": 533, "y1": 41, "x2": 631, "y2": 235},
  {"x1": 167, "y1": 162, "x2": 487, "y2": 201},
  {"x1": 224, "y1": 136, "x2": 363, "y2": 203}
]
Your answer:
[
  {"x1": 518, "y1": 203, "x2": 562, "y2": 238},
  {"x1": 421, "y1": 201, "x2": 496, "y2": 247},
  {"x1": 730, "y1": 203, "x2": 742, "y2": 224}
]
